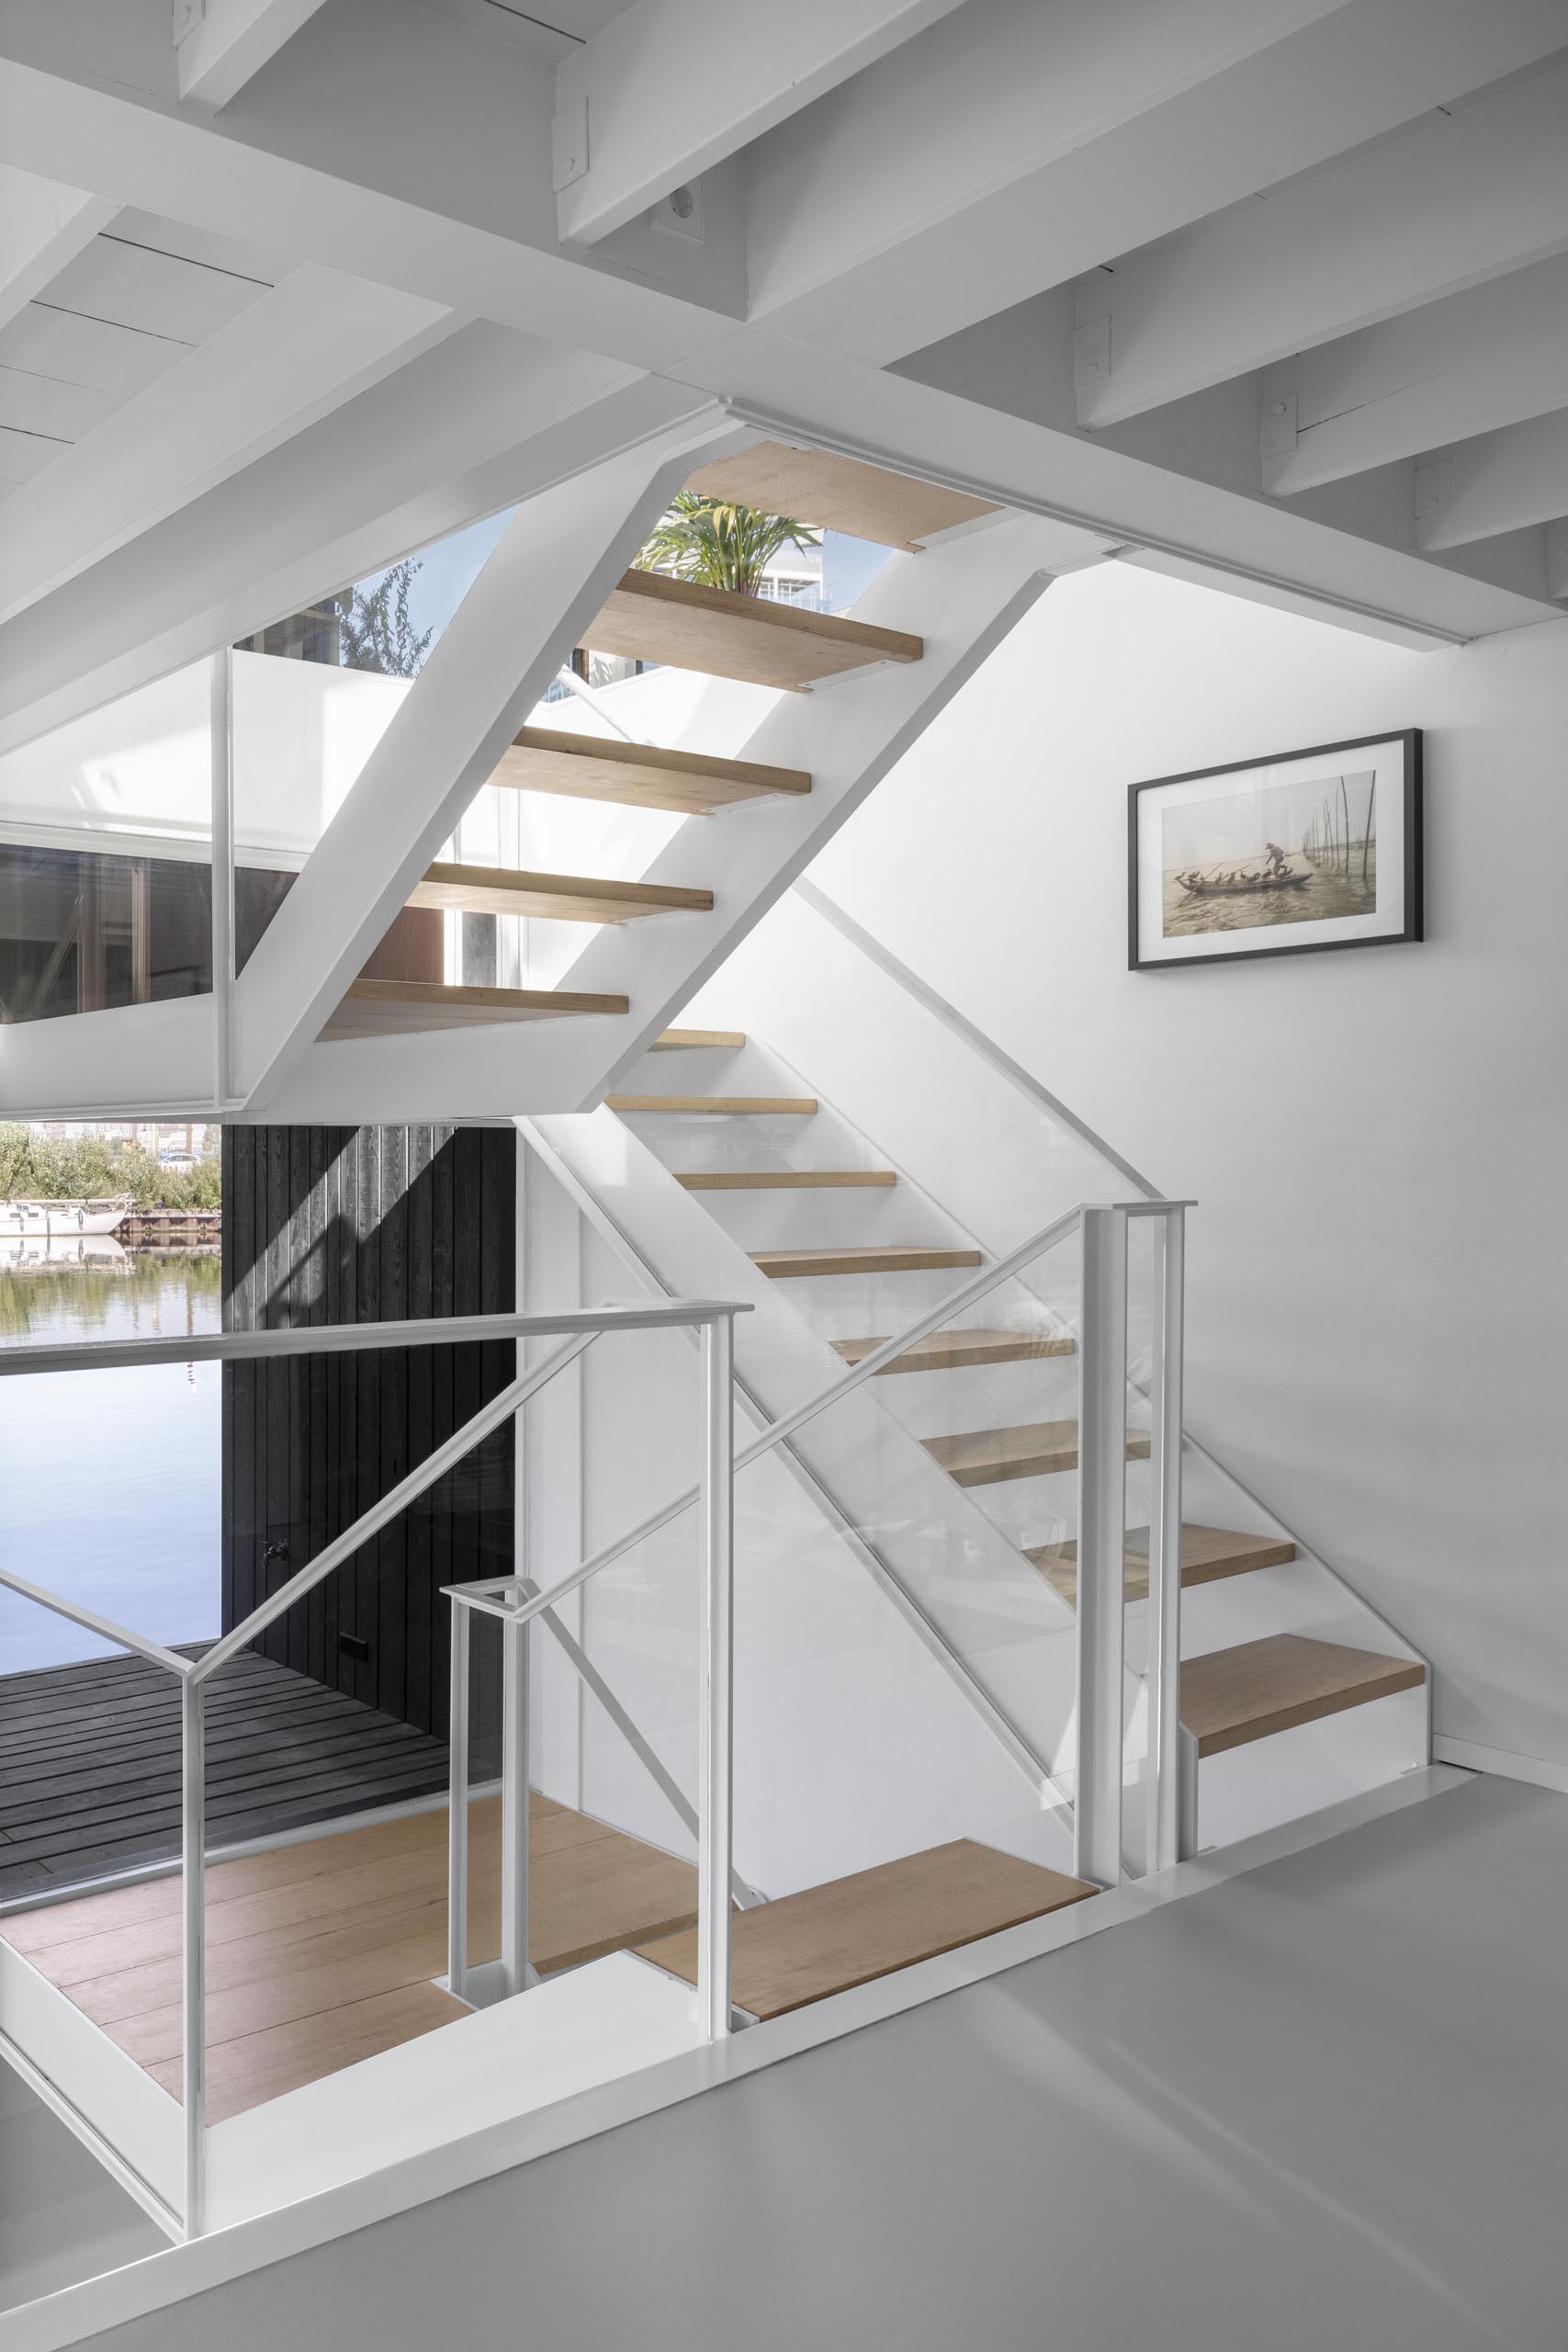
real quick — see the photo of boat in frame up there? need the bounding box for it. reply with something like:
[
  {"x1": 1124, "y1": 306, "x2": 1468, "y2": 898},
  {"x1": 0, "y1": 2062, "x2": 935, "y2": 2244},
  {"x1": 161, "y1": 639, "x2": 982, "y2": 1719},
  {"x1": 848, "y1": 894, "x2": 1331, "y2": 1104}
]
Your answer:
[{"x1": 1129, "y1": 730, "x2": 1422, "y2": 970}]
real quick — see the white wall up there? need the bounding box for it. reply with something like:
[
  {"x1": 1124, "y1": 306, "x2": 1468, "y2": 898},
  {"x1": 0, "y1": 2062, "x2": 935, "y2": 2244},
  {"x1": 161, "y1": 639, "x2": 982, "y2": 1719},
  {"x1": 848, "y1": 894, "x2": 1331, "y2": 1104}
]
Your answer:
[{"x1": 779, "y1": 562, "x2": 1568, "y2": 1772}]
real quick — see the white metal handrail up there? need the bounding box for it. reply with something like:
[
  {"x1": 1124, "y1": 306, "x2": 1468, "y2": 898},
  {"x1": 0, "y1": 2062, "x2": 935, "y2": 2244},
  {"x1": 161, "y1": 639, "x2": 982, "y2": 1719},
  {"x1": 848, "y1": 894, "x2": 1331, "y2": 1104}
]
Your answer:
[
  {"x1": 453, "y1": 1198, "x2": 1188, "y2": 1640},
  {"x1": 0, "y1": 1296, "x2": 746, "y2": 2245},
  {"x1": 451, "y1": 1197, "x2": 1192, "y2": 1892},
  {"x1": 452, "y1": 1200, "x2": 1094, "y2": 1635}
]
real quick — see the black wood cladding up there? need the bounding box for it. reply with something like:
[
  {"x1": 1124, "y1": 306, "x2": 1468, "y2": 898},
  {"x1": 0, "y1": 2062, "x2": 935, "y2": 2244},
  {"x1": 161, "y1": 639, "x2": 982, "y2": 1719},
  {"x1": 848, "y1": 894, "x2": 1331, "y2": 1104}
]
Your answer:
[{"x1": 221, "y1": 1125, "x2": 516, "y2": 1736}]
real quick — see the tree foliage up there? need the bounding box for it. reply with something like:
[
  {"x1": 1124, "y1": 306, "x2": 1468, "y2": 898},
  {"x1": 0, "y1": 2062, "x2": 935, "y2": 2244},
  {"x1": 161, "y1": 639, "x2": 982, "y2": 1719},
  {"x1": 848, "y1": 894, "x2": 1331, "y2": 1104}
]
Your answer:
[
  {"x1": 336, "y1": 557, "x2": 434, "y2": 678},
  {"x1": 634, "y1": 494, "x2": 821, "y2": 597},
  {"x1": 0, "y1": 1125, "x2": 221, "y2": 1211}
]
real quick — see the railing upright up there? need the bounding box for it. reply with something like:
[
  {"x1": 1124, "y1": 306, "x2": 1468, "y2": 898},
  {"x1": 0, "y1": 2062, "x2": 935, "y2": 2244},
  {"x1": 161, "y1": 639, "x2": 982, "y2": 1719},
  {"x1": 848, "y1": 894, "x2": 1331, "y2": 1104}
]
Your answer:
[
  {"x1": 1075, "y1": 1204, "x2": 1128, "y2": 1889},
  {"x1": 447, "y1": 1600, "x2": 471, "y2": 2004},
  {"x1": 1145, "y1": 1205, "x2": 1187, "y2": 1873},
  {"x1": 180, "y1": 1675, "x2": 207, "y2": 2241},
  {"x1": 500, "y1": 1596, "x2": 532, "y2": 1997},
  {"x1": 697, "y1": 1311, "x2": 736, "y2": 2040}
]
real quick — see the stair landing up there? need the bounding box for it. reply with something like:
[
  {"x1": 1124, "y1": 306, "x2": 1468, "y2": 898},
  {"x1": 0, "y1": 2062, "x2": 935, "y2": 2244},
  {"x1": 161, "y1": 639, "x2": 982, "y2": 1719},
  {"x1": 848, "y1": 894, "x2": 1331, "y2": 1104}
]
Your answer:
[
  {"x1": 636, "y1": 1839, "x2": 1095, "y2": 2021},
  {"x1": 0, "y1": 1792, "x2": 695, "y2": 2122}
]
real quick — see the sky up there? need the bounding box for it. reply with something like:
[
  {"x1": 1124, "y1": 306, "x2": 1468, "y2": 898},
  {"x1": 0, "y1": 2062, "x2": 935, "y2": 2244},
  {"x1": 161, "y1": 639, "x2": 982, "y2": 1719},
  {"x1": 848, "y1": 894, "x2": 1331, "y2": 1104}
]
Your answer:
[{"x1": 1163, "y1": 769, "x2": 1376, "y2": 868}]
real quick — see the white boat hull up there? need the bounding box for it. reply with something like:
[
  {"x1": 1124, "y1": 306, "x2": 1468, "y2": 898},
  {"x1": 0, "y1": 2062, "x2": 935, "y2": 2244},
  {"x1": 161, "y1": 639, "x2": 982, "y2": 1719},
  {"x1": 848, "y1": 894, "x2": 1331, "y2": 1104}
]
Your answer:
[{"x1": 2, "y1": 1199, "x2": 131, "y2": 1238}]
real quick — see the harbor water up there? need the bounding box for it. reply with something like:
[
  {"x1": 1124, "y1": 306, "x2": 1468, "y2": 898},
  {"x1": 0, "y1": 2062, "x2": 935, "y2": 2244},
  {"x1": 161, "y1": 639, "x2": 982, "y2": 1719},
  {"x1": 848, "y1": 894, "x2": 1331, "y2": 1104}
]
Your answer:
[{"x1": 0, "y1": 1247, "x2": 221, "y2": 1673}]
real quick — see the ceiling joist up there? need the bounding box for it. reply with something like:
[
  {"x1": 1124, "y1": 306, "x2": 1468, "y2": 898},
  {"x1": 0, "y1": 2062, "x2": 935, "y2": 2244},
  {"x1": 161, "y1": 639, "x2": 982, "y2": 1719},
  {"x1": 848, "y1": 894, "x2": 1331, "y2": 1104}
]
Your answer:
[
  {"x1": 1415, "y1": 409, "x2": 1568, "y2": 551},
  {"x1": 0, "y1": 266, "x2": 458, "y2": 624},
  {"x1": 1075, "y1": 56, "x2": 1568, "y2": 432},
  {"x1": 740, "y1": 0, "x2": 1568, "y2": 366},
  {"x1": 1261, "y1": 251, "x2": 1568, "y2": 495},
  {"x1": 175, "y1": 0, "x2": 332, "y2": 110},
  {"x1": 0, "y1": 162, "x2": 116, "y2": 335},
  {"x1": 554, "y1": 0, "x2": 966, "y2": 247}
]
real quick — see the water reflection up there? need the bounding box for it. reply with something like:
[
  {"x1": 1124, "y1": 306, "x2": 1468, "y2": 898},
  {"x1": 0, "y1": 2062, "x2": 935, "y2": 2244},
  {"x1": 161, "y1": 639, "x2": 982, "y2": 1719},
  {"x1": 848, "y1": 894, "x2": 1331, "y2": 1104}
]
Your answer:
[{"x1": 0, "y1": 1253, "x2": 221, "y2": 1671}]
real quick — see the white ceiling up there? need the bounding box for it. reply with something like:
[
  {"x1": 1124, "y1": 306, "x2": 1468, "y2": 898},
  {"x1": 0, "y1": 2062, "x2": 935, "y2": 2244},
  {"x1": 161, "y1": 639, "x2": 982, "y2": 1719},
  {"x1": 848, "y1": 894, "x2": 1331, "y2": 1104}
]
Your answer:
[{"x1": 0, "y1": 209, "x2": 278, "y2": 497}]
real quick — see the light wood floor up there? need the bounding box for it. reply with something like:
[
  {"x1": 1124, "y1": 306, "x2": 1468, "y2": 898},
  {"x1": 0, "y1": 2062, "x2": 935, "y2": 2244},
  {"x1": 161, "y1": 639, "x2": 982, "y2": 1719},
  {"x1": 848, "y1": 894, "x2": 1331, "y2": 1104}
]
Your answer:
[
  {"x1": 638, "y1": 1840, "x2": 1096, "y2": 2022},
  {"x1": 0, "y1": 1794, "x2": 697, "y2": 2122}
]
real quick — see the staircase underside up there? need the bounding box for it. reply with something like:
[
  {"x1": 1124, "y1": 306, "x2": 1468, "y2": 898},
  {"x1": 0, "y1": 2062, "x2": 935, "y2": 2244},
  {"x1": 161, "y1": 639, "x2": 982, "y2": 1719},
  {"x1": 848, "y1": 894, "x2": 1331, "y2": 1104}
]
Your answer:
[{"x1": 683, "y1": 440, "x2": 1001, "y2": 553}]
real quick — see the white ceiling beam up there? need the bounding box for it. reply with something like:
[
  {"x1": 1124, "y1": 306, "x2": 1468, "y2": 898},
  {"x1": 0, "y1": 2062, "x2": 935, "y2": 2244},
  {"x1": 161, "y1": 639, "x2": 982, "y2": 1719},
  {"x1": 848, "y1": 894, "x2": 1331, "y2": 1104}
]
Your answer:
[
  {"x1": 1414, "y1": 409, "x2": 1568, "y2": 550},
  {"x1": 1076, "y1": 56, "x2": 1568, "y2": 431},
  {"x1": 742, "y1": 0, "x2": 1568, "y2": 366},
  {"x1": 236, "y1": 418, "x2": 725, "y2": 1108},
  {"x1": 1262, "y1": 252, "x2": 1568, "y2": 495},
  {"x1": 0, "y1": 162, "x2": 117, "y2": 334},
  {"x1": 0, "y1": 266, "x2": 460, "y2": 624},
  {"x1": 554, "y1": 0, "x2": 965, "y2": 247},
  {"x1": 668, "y1": 329, "x2": 1560, "y2": 646},
  {"x1": 1547, "y1": 518, "x2": 1568, "y2": 600},
  {"x1": 0, "y1": 22, "x2": 739, "y2": 376},
  {"x1": 0, "y1": 345, "x2": 699, "y2": 759},
  {"x1": 175, "y1": 0, "x2": 331, "y2": 110}
]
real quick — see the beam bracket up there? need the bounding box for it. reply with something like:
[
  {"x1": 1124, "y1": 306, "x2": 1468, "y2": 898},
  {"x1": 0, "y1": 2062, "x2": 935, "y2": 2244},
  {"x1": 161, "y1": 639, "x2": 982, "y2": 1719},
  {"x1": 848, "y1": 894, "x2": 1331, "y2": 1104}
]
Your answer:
[{"x1": 554, "y1": 56, "x2": 590, "y2": 193}]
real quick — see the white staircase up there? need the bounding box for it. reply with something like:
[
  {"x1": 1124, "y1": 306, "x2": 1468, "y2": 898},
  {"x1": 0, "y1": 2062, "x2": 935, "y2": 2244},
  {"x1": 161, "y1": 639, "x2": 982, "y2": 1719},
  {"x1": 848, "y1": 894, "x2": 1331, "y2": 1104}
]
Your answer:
[
  {"x1": 527, "y1": 977, "x2": 1430, "y2": 1860},
  {"x1": 0, "y1": 435, "x2": 1109, "y2": 1125}
]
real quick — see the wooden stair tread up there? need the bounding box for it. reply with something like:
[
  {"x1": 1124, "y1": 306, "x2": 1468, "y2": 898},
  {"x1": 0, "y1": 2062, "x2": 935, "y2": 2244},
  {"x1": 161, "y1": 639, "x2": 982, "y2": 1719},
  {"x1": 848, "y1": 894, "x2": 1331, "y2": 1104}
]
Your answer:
[
  {"x1": 587, "y1": 569, "x2": 923, "y2": 692},
  {"x1": 677, "y1": 1170, "x2": 896, "y2": 1191},
  {"x1": 833, "y1": 1328, "x2": 1075, "y2": 1373},
  {"x1": 751, "y1": 1244, "x2": 982, "y2": 1279},
  {"x1": 924, "y1": 1419, "x2": 1152, "y2": 1487},
  {"x1": 1029, "y1": 1522, "x2": 1298, "y2": 1606},
  {"x1": 608, "y1": 1094, "x2": 817, "y2": 1114},
  {"x1": 652, "y1": 1029, "x2": 746, "y2": 1049},
  {"x1": 408, "y1": 862, "x2": 713, "y2": 924},
  {"x1": 6, "y1": 1793, "x2": 697, "y2": 2121},
  {"x1": 496, "y1": 728, "x2": 810, "y2": 815},
  {"x1": 321, "y1": 980, "x2": 628, "y2": 1041},
  {"x1": 1180, "y1": 1634, "x2": 1425, "y2": 1758},
  {"x1": 634, "y1": 1838, "x2": 1094, "y2": 2021},
  {"x1": 685, "y1": 440, "x2": 1000, "y2": 552}
]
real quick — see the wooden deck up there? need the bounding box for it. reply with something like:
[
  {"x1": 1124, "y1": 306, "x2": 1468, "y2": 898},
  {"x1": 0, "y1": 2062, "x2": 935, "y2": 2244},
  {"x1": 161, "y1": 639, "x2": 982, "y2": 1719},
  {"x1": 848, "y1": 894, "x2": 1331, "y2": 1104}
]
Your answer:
[{"x1": 0, "y1": 1648, "x2": 454, "y2": 1903}]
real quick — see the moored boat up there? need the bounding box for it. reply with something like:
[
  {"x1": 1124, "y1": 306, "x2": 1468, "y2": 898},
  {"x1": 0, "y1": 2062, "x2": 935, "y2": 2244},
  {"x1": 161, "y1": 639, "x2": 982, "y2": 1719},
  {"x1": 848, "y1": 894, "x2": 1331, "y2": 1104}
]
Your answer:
[{"x1": 1, "y1": 1195, "x2": 134, "y2": 1238}]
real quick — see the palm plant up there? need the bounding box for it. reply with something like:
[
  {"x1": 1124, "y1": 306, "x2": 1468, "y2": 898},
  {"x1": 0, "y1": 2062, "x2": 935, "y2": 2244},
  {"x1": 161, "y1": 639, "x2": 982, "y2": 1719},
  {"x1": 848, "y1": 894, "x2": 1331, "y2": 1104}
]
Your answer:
[{"x1": 635, "y1": 492, "x2": 821, "y2": 596}]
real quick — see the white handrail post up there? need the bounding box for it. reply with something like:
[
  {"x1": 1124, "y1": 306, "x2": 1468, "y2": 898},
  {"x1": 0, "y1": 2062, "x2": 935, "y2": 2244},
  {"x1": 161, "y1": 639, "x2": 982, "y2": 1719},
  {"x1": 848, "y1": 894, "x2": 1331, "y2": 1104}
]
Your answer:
[
  {"x1": 209, "y1": 647, "x2": 234, "y2": 1105},
  {"x1": 1075, "y1": 1205, "x2": 1127, "y2": 1889},
  {"x1": 180, "y1": 1674, "x2": 207, "y2": 2240},
  {"x1": 697, "y1": 1311, "x2": 735, "y2": 2041},
  {"x1": 500, "y1": 1597, "x2": 532, "y2": 1997},
  {"x1": 1145, "y1": 1204, "x2": 1186, "y2": 1875},
  {"x1": 447, "y1": 1599, "x2": 470, "y2": 2003},
  {"x1": 1179, "y1": 1724, "x2": 1201, "y2": 1864}
]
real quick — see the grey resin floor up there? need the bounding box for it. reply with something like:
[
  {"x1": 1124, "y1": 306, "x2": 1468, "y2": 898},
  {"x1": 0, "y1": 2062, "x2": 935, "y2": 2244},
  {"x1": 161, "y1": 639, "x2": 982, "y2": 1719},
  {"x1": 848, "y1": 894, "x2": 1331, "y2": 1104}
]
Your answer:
[{"x1": 14, "y1": 1770, "x2": 1568, "y2": 2350}]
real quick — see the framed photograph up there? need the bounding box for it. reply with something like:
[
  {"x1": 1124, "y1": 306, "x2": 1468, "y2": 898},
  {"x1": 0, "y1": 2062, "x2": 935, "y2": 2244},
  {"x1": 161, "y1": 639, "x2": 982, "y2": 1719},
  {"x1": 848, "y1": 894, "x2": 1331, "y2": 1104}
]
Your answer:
[{"x1": 1129, "y1": 729, "x2": 1422, "y2": 971}]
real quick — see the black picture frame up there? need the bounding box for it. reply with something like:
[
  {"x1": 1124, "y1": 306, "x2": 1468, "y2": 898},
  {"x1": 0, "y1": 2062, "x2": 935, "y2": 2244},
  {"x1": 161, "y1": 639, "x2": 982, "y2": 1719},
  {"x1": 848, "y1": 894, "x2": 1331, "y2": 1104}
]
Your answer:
[{"x1": 1128, "y1": 729, "x2": 1423, "y2": 972}]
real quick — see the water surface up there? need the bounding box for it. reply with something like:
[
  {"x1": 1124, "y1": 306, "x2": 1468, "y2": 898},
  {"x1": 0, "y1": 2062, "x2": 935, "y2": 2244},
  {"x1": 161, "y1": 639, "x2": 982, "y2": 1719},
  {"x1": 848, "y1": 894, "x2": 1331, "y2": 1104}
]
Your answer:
[{"x1": 0, "y1": 1250, "x2": 221, "y2": 1673}]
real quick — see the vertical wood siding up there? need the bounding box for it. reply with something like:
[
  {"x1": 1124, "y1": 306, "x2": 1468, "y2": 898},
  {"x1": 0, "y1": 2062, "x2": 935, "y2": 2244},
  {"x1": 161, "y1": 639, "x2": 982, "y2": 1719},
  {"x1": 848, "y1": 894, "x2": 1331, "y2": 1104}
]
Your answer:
[{"x1": 221, "y1": 1125, "x2": 516, "y2": 1737}]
